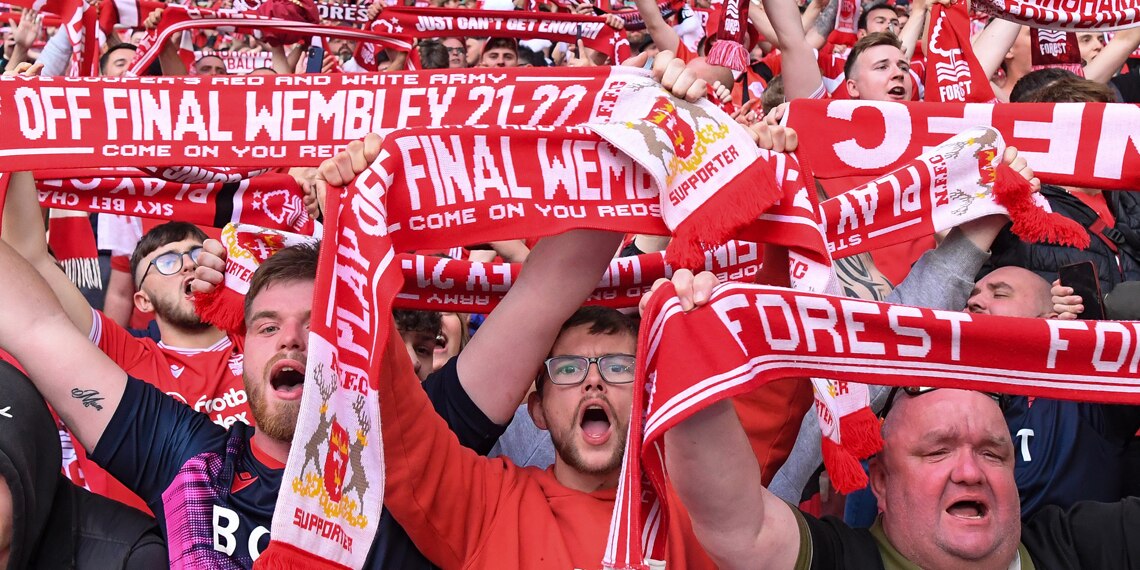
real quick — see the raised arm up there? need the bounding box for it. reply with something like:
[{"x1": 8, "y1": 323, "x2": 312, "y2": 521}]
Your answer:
[
  {"x1": 762, "y1": 0, "x2": 824, "y2": 99},
  {"x1": 804, "y1": 0, "x2": 838, "y2": 49},
  {"x1": 897, "y1": 0, "x2": 930, "y2": 60},
  {"x1": 972, "y1": 18, "x2": 1023, "y2": 80},
  {"x1": 1083, "y1": 28, "x2": 1140, "y2": 84},
  {"x1": 0, "y1": 172, "x2": 95, "y2": 334},
  {"x1": 634, "y1": 0, "x2": 681, "y2": 53},
  {"x1": 0, "y1": 240, "x2": 127, "y2": 452}
]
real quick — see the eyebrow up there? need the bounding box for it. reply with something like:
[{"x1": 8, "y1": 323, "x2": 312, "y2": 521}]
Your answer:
[{"x1": 248, "y1": 309, "x2": 311, "y2": 323}]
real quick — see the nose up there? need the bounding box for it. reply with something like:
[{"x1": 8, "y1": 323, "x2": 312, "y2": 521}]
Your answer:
[
  {"x1": 277, "y1": 320, "x2": 308, "y2": 352},
  {"x1": 966, "y1": 294, "x2": 986, "y2": 314},
  {"x1": 180, "y1": 252, "x2": 198, "y2": 273},
  {"x1": 582, "y1": 360, "x2": 607, "y2": 393},
  {"x1": 949, "y1": 450, "x2": 985, "y2": 486}
]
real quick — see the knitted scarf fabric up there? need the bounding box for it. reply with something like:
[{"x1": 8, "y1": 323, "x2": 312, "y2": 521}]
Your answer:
[
  {"x1": 925, "y1": 1, "x2": 998, "y2": 103},
  {"x1": 1031, "y1": 28, "x2": 1085, "y2": 75},
  {"x1": 611, "y1": 280, "x2": 1140, "y2": 569},
  {"x1": 784, "y1": 99, "x2": 1140, "y2": 191},
  {"x1": 252, "y1": 75, "x2": 777, "y2": 569},
  {"x1": 974, "y1": 0, "x2": 1140, "y2": 30}
]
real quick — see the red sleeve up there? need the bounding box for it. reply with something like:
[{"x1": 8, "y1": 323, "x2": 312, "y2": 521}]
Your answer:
[
  {"x1": 89, "y1": 309, "x2": 159, "y2": 373},
  {"x1": 110, "y1": 254, "x2": 130, "y2": 274},
  {"x1": 762, "y1": 50, "x2": 782, "y2": 76},
  {"x1": 675, "y1": 41, "x2": 698, "y2": 64},
  {"x1": 375, "y1": 322, "x2": 512, "y2": 567}
]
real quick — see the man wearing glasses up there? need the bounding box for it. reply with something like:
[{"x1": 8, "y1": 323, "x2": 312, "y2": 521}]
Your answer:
[
  {"x1": 1, "y1": 172, "x2": 249, "y2": 511},
  {"x1": 441, "y1": 37, "x2": 469, "y2": 68}
]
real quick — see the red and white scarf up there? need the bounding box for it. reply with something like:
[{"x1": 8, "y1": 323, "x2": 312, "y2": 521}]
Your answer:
[
  {"x1": 704, "y1": 0, "x2": 748, "y2": 72},
  {"x1": 47, "y1": 208, "x2": 101, "y2": 289},
  {"x1": 366, "y1": 7, "x2": 631, "y2": 64},
  {"x1": 925, "y1": 1, "x2": 998, "y2": 103},
  {"x1": 784, "y1": 99, "x2": 1140, "y2": 191},
  {"x1": 1031, "y1": 28, "x2": 1085, "y2": 75},
  {"x1": 252, "y1": 74, "x2": 777, "y2": 570},
  {"x1": 35, "y1": 174, "x2": 315, "y2": 234},
  {"x1": 975, "y1": 0, "x2": 1140, "y2": 30},
  {"x1": 610, "y1": 280, "x2": 1140, "y2": 569},
  {"x1": 828, "y1": 0, "x2": 860, "y2": 47}
]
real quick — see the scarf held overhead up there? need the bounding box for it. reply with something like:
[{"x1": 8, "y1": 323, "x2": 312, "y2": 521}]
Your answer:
[
  {"x1": 0, "y1": 67, "x2": 659, "y2": 172},
  {"x1": 255, "y1": 75, "x2": 780, "y2": 569},
  {"x1": 783, "y1": 99, "x2": 1140, "y2": 191},
  {"x1": 606, "y1": 281, "x2": 1140, "y2": 569},
  {"x1": 974, "y1": 0, "x2": 1140, "y2": 30}
]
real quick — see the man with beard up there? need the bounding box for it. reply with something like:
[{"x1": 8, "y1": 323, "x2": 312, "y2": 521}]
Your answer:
[{"x1": 1, "y1": 173, "x2": 251, "y2": 513}]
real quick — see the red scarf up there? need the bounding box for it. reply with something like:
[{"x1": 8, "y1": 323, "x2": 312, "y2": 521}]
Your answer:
[
  {"x1": 704, "y1": 0, "x2": 748, "y2": 72},
  {"x1": 129, "y1": 6, "x2": 412, "y2": 75},
  {"x1": 975, "y1": 0, "x2": 1140, "y2": 30},
  {"x1": 47, "y1": 209, "x2": 101, "y2": 289},
  {"x1": 925, "y1": 1, "x2": 998, "y2": 103},
  {"x1": 10, "y1": 0, "x2": 98, "y2": 75},
  {"x1": 828, "y1": 0, "x2": 859, "y2": 47},
  {"x1": 1031, "y1": 28, "x2": 1085, "y2": 75},
  {"x1": 784, "y1": 99, "x2": 1140, "y2": 191},
  {"x1": 254, "y1": 77, "x2": 781, "y2": 567},
  {"x1": 36, "y1": 174, "x2": 315, "y2": 234},
  {"x1": 369, "y1": 7, "x2": 632, "y2": 63},
  {"x1": 610, "y1": 280, "x2": 1140, "y2": 569}
]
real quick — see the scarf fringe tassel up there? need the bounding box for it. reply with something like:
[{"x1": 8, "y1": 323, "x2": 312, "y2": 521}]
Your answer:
[
  {"x1": 666, "y1": 156, "x2": 783, "y2": 268},
  {"x1": 255, "y1": 540, "x2": 352, "y2": 570},
  {"x1": 192, "y1": 286, "x2": 246, "y2": 336},
  {"x1": 706, "y1": 39, "x2": 748, "y2": 73},
  {"x1": 993, "y1": 163, "x2": 1090, "y2": 249},
  {"x1": 60, "y1": 258, "x2": 103, "y2": 290},
  {"x1": 822, "y1": 407, "x2": 883, "y2": 494}
]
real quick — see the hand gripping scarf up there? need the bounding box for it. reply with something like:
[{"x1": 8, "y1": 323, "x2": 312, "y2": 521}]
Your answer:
[
  {"x1": 924, "y1": 1, "x2": 998, "y2": 103},
  {"x1": 250, "y1": 74, "x2": 782, "y2": 570},
  {"x1": 614, "y1": 280, "x2": 1140, "y2": 569}
]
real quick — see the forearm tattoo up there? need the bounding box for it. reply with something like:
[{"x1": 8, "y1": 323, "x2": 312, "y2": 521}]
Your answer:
[
  {"x1": 71, "y1": 388, "x2": 105, "y2": 411},
  {"x1": 835, "y1": 253, "x2": 894, "y2": 302}
]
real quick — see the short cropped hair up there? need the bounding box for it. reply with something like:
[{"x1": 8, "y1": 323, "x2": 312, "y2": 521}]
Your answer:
[
  {"x1": 1009, "y1": 67, "x2": 1079, "y2": 103},
  {"x1": 534, "y1": 306, "x2": 638, "y2": 397},
  {"x1": 844, "y1": 31, "x2": 902, "y2": 81},
  {"x1": 394, "y1": 309, "x2": 442, "y2": 337},
  {"x1": 1020, "y1": 74, "x2": 1117, "y2": 103},
  {"x1": 244, "y1": 242, "x2": 321, "y2": 324},
  {"x1": 99, "y1": 44, "x2": 137, "y2": 74},
  {"x1": 858, "y1": 1, "x2": 895, "y2": 31},
  {"x1": 130, "y1": 222, "x2": 209, "y2": 284}
]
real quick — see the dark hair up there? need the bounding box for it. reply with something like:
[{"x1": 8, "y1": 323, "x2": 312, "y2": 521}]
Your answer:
[
  {"x1": 1020, "y1": 74, "x2": 1117, "y2": 103},
  {"x1": 130, "y1": 222, "x2": 209, "y2": 284},
  {"x1": 857, "y1": 1, "x2": 896, "y2": 31},
  {"x1": 484, "y1": 37, "x2": 518, "y2": 54},
  {"x1": 417, "y1": 40, "x2": 450, "y2": 70},
  {"x1": 394, "y1": 309, "x2": 442, "y2": 336},
  {"x1": 244, "y1": 242, "x2": 321, "y2": 324},
  {"x1": 1009, "y1": 67, "x2": 1079, "y2": 103},
  {"x1": 534, "y1": 306, "x2": 638, "y2": 397},
  {"x1": 99, "y1": 44, "x2": 137, "y2": 74},
  {"x1": 517, "y1": 45, "x2": 548, "y2": 67},
  {"x1": 844, "y1": 31, "x2": 902, "y2": 81},
  {"x1": 760, "y1": 75, "x2": 785, "y2": 115}
]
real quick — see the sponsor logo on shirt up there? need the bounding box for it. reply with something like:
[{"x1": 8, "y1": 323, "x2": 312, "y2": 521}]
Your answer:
[{"x1": 194, "y1": 387, "x2": 252, "y2": 428}]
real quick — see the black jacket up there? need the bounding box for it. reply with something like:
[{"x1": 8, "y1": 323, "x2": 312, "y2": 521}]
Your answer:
[
  {"x1": 0, "y1": 361, "x2": 167, "y2": 569},
  {"x1": 984, "y1": 185, "x2": 1140, "y2": 293}
]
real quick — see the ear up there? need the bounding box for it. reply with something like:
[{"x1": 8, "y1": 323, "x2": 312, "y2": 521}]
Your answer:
[
  {"x1": 527, "y1": 391, "x2": 549, "y2": 431},
  {"x1": 846, "y1": 77, "x2": 860, "y2": 99},
  {"x1": 857, "y1": 29, "x2": 868, "y2": 39},
  {"x1": 869, "y1": 456, "x2": 888, "y2": 513},
  {"x1": 133, "y1": 290, "x2": 155, "y2": 314}
]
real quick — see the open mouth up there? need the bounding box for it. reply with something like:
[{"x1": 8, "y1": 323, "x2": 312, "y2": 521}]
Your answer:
[
  {"x1": 947, "y1": 500, "x2": 988, "y2": 520},
  {"x1": 182, "y1": 277, "x2": 195, "y2": 297},
  {"x1": 579, "y1": 403, "x2": 613, "y2": 444},
  {"x1": 888, "y1": 86, "x2": 907, "y2": 99},
  {"x1": 269, "y1": 360, "x2": 306, "y2": 399}
]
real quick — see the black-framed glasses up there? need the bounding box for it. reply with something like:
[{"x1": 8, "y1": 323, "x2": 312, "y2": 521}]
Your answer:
[
  {"x1": 543, "y1": 354, "x2": 636, "y2": 386},
  {"x1": 137, "y1": 246, "x2": 203, "y2": 287},
  {"x1": 446, "y1": 47, "x2": 467, "y2": 55},
  {"x1": 879, "y1": 386, "x2": 1008, "y2": 419}
]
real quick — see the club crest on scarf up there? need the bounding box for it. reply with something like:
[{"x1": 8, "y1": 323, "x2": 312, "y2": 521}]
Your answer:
[
  {"x1": 250, "y1": 188, "x2": 311, "y2": 232},
  {"x1": 614, "y1": 86, "x2": 731, "y2": 190}
]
